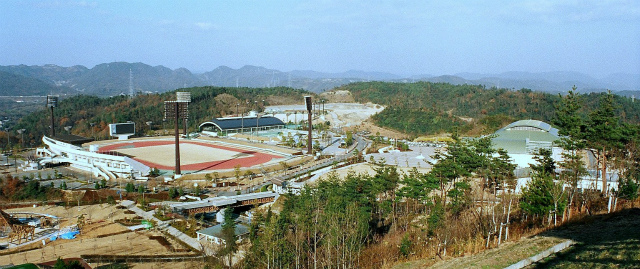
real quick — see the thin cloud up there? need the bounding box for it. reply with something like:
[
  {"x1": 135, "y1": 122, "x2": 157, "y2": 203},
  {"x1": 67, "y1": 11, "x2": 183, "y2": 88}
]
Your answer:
[
  {"x1": 195, "y1": 22, "x2": 215, "y2": 30},
  {"x1": 33, "y1": 1, "x2": 98, "y2": 9},
  {"x1": 501, "y1": 0, "x2": 640, "y2": 23}
]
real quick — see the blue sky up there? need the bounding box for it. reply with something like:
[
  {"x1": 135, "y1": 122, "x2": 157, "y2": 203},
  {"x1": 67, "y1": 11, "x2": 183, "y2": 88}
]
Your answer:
[{"x1": 1, "y1": 0, "x2": 638, "y2": 77}]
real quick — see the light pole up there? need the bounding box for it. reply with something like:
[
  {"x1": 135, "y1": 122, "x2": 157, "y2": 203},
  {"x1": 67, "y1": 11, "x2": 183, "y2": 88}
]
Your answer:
[
  {"x1": 162, "y1": 119, "x2": 167, "y2": 135},
  {"x1": 146, "y1": 121, "x2": 153, "y2": 136},
  {"x1": 5, "y1": 128, "x2": 10, "y2": 153},
  {"x1": 90, "y1": 123, "x2": 96, "y2": 141},
  {"x1": 236, "y1": 103, "x2": 239, "y2": 116},
  {"x1": 17, "y1": 129, "x2": 25, "y2": 149},
  {"x1": 256, "y1": 114, "x2": 260, "y2": 137},
  {"x1": 242, "y1": 101, "x2": 248, "y2": 133}
]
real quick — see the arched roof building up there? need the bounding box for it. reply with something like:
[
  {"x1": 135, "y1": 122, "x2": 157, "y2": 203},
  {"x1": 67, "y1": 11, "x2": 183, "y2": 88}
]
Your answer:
[
  {"x1": 199, "y1": 116, "x2": 285, "y2": 134},
  {"x1": 491, "y1": 120, "x2": 560, "y2": 154}
]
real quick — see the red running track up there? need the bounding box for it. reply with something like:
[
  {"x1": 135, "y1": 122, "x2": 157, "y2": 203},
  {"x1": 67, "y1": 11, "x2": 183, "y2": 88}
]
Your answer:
[{"x1": 98, "y1": 140, "x2": 283, "y2": 172}]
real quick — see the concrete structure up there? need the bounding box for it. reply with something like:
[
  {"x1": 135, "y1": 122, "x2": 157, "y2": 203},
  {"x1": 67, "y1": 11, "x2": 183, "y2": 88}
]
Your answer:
[
  {"x1": 169, "y1": 192, "x2": 276, "y2": 215},
  {"x1": 37, "y1": 136, "x2": 150, "y2": 180},
  {"x1": 199, "y1": 116, "x2": 285, "y2": 135}
]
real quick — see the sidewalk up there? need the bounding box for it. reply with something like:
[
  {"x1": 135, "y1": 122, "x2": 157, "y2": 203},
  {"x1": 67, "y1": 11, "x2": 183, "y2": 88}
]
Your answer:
[{"x1": 120, "y1": 200, "x2": 202, "y2": 251}]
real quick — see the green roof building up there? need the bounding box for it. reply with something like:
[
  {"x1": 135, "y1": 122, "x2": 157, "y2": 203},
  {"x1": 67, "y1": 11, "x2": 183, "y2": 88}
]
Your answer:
[{"x1": 491, "y1": 120, "x2": 560, "y2": 155}]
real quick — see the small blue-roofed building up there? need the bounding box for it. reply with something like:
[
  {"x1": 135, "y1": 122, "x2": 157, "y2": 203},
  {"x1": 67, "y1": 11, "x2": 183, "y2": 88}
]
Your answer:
[{"x1": 199, "y1": 116, "x2": 285, "y2": 135}]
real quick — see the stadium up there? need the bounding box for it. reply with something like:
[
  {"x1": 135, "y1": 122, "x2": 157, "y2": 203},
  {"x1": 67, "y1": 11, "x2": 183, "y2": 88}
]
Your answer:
[{"x1": 36, "y1": 132, "x2": 302, "y2": 181}]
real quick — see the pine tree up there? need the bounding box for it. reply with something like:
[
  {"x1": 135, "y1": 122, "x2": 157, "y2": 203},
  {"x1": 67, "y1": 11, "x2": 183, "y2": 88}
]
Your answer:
[
  {"x1": 520, "y1": 149, "x2": 556, "y2": 224},
  {"x1": 553, "y1": 87, "x2": 587, "y2": 220},
  {"x1": 586, "y1": 91, "x2": 624, "y2": 195},
  {"x1": 220, "y1": 208, "x2": 238, "y2": 267}
]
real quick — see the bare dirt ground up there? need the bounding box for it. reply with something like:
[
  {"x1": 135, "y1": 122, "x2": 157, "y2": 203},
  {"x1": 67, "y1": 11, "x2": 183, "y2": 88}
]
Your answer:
[
  {"x1": 319, "y1": 90, "x2": 355, "y2": 103},
  {"x1": 317, "y1": 163, "x2": 431, "y2": 182},
  {"x1": 267, "y1": 102, "x2": 384, "y2": 129},
  {"x1": 0, "y1": 205, "x2": 198, "y2": 268},
  {"x1": 354, "y1": 120, "x2": 407, "y2": 140}
]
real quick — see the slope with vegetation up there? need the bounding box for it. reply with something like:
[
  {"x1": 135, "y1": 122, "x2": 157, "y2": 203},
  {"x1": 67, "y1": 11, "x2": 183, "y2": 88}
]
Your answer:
[
  {"x1": 336, "y1": 81, "x2": 640, "y2": 136},
  {"x1": 240, "y1": 89, "x2": 640, "y2": 268},
  {"x1": 11, "y1": 86, "x2": 309, "y2": 147}
]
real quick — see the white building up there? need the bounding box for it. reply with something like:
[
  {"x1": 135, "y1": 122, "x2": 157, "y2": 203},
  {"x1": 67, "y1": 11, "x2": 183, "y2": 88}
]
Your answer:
[{"x1": 37, "y1": 136, "x2": 150, "y2": 180}]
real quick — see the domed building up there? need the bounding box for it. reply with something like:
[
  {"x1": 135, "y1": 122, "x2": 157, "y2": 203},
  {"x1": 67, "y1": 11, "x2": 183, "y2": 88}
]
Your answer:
[{"x1": 491, "y1": 119, "x2": 560, "y2": 155}]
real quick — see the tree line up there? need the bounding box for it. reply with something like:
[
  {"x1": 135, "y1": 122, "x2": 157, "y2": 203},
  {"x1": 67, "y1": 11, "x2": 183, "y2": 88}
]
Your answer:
[
  {"x1": 237, "y1": 87, "x2": 640, "y2": 268},
  {"x1": 10, "y1": 86, "x2": 309, "y2": 147},
  {"x1": 338, "y1": 81, "x2": 640, "y2": 136}
]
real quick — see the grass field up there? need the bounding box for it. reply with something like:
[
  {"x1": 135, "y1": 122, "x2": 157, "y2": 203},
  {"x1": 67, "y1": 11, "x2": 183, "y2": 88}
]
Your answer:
[{"x1": 531, "y1": 208, "x2": 640, "y2": 268}]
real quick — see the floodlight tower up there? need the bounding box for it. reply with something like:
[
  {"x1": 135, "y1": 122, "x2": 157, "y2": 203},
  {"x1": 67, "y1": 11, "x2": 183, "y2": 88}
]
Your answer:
[
  {"x1": 46, "y1": 96, "x2": 58, "y2": 137},
  {"x1": 305, "y1": 96, "x2": 313, "y2": 155},
  {"x1": 164, "y1": 92, "x2": 190, "y2": 176}
]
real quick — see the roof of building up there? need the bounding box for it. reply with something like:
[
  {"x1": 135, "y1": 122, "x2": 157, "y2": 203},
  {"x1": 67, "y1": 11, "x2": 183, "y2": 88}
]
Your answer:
[
  {"x1": 491, "y1": 120, "x2": 561, "y2": 154},
  {"x1": 170, "y1": 192, "x2": 277, "y2": 211},
  {"x1": 502, "y1": 120, "x2": 559, "y2": 136},
  {"x1": 52, "y1": 134, "x2": 94, "y2": 145},
  {"x1": 199, "y1": 116, "x2": 285, "y2": 131},
  {"x1": 197, "y1": 223, "x2": 249, "y2": 238}
]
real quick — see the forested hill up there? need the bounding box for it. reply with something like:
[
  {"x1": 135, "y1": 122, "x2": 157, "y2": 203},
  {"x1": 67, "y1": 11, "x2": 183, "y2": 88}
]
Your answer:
[
  {"x1": 337, "y1": 82, "x2": 640, "y2": 136},
  {"x1": 14, "y1": 86, "x2": 309, "y2": 146},
  {"x1": 0, "y1": 70, "x2": 72, "y2": 96}
]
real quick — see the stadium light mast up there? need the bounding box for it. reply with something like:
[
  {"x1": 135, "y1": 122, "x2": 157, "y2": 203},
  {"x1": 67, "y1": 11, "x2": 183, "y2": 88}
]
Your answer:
[
  {"x1": 305, "y1": 96, "x2": 313, "y2": 155},
  {"x1": 164, "y1": 92, "x2": 190, "y2": 177}
]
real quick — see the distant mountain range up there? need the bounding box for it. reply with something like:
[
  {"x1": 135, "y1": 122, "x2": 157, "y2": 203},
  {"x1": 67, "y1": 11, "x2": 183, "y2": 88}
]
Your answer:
[{"x1": 0, "y1": 62, "x2": 637, "y2": 97}]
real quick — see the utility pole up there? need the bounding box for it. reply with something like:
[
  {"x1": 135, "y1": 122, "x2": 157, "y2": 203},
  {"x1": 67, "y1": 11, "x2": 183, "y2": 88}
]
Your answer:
[{"x1": 17, "y1": 129, "x2": 25, "y2": 149}]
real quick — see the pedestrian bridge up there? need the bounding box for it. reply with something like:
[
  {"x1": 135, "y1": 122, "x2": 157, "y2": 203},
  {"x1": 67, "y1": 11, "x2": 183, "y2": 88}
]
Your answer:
[{"x1": 169, "y1": 192, "x2": 276, "y2": 215}]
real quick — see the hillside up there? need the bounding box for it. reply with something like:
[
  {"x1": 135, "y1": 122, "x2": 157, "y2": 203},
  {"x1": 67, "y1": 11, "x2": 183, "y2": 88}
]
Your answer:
[
  {"x1": 0, "y1": 70, "x2": 68, "y2": 96},
  {"x1": 0, "y1": 63, "x2": 373, "y2": 96},
  {"x1": 13, "y1": 86, "x2": 310, "y2": 146},
  {"x1": 1, "y1": 62, "x2": 638, "y2": 97},
  {"x1": 393, "y1": 207, "x2": 640, "y2": 268},
  {"x1": 337, "y1": 81, "x2": 640, "y2": 136}
]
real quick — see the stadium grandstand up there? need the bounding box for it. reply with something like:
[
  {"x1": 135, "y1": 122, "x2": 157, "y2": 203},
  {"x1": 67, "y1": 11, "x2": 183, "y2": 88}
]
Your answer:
[{"x1": 36, "y1": 136, "x2": 150, "y2": 180}]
